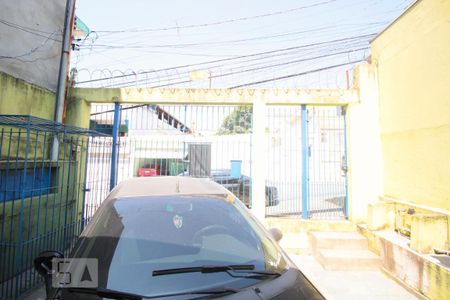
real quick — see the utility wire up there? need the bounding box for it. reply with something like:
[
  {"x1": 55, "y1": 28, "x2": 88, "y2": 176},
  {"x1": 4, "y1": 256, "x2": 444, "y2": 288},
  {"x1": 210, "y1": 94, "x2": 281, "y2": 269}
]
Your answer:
[
  {"x1": 83, "y1": 24, "x2": 371, "y2": 49},
  {"x1": 126, "y1": 59, "x2": 364, "y2": 89},
  {"x1": 76, "y1": 33, "x2": 376, "y2": 84},
  {"x1": 74, "y1": 22, "x2": 380, "y2": 60},
  {"x1": 93, "y1": 0, "x2": 387, "y2": 43},
  {"x1": 0, "y1": 18, "x2": 62, "y2": 42},
  {"x1": 87, "y1": 43, "x2": 369, "y2": 88},
  {"x1": 77, "y1": 22, "x2": 382, "y2": 69},
  {"x1": 229, "y1": 60, "x2": 364, "y2": 89},
  {"x1": 0, "y1": 31, "x2": 60, "y2": 61},
  {"x1": 211, "y1": 47, "x2": 368, "y2": 78},
  {"x1": 96, "y1": 0, "x2": 336, "y2": 34},
  {"x1": 109, "y1": 44, "x2": 369, "y2": 88}
]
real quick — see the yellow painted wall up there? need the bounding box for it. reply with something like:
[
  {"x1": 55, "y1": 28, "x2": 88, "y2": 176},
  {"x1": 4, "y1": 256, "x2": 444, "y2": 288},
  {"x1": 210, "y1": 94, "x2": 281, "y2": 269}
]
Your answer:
[
  {"x1": 0, "y1": 71, "x2": 56, "y2": 119},
  {"x1": 371, "y1": 0, "x2": 450, "y2": 210}
]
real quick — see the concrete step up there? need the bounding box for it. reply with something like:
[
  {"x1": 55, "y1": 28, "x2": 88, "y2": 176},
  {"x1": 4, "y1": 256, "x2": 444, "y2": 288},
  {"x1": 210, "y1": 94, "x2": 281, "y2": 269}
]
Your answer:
[
  {"x1": 265, "y1": 218, "x2": 356, "y2": 234},
  {"x1": 310, "y1": 231, "x2": 369, "y2": 251},
  {"x1": 279, "y1": 233, "x2": 309, "y2": 255},
  {"x1": 315, "y1": 249, "x2": 381, "y2": 271}
]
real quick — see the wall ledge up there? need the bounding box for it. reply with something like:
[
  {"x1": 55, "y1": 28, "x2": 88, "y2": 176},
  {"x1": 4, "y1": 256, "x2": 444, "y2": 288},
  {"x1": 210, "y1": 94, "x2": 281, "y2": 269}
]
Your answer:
[
  {"x1": 380, "y1": 196, "x2": 450, "y2": 216},
  {"x1": 358, "y1": 224, "x2": 450, "y2": 299}
]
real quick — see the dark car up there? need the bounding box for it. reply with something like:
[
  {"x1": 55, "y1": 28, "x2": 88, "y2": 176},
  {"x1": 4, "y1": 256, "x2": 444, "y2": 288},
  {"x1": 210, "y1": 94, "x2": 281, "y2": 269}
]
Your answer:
[
  {"x1": 180, "y1": 169, "x2": 280, "y2": 208},
  {"x1": 34, "y1": 177, "x2": 323, "y2": 300}
]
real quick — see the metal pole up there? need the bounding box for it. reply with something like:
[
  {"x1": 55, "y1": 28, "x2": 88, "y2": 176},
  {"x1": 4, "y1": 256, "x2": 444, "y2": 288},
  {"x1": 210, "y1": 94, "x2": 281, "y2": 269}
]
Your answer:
[
  {"x1": 301, "y1": 105, "x2": 309, "y2": 219},
  {"x1": 346, "y1": 70, "x2": 350, "y2": 89},
  {"x1": 80, "y1": 138, "x2": 90, "y2": 229},
  {"x1": 15, "y1": 119, "x2": 31, "y2": 297},
  {"x1": 182, "y1": 104, "x2": 187, "y2": 174},
  {"x1": 250, "y1": 100, "x2": 267, "y2": 221},
  {"x1": 208, "y1": 71, "x2": 212, "y2": 88},
  {"x1": 51, "y1": 0, "x2": 76, "y2": 161},
  {"x1": 343, "y1": 106, "x2": 349, "y2": 219},
  {"x1": 110, "y1": 103, "x2": 121, "y2": 190}
]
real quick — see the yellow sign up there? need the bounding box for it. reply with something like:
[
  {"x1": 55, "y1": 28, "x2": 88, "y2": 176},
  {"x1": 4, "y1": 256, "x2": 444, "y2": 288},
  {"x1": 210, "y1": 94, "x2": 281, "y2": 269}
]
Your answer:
[{"x1": 189, "y1": 71, "x2": 210, "y2": 81}]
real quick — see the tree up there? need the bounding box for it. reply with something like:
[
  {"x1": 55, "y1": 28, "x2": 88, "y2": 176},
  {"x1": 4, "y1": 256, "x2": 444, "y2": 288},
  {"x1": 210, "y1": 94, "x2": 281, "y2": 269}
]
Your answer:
[{"x1": 217, "y1": 106, "x2": 252, "y2": 135}]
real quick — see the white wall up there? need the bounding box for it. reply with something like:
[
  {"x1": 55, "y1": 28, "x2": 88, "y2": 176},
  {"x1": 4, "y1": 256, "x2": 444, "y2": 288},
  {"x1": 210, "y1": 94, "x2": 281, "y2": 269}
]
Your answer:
[
  {"x1": 346, "y1": 63, "x2": 384, "y2": 223},
  {"x1": 0, "y1": 0, "x2": 66, "y2": 91}
]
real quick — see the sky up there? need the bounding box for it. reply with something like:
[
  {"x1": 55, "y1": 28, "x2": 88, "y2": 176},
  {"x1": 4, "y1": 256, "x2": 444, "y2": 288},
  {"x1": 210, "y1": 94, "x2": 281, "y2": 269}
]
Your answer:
[{"x1": 72, "y1": 0, "x2": 412, "y2": 89}]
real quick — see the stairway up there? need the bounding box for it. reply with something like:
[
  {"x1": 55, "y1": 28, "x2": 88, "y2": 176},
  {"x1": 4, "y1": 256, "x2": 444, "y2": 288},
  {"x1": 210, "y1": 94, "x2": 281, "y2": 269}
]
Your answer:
[
  {"x1": 265, "y1": 218, "x2": 357, "y2": 256},
  {"x1": 309, "y1": 231, "x2": 381, "y2": 271}
]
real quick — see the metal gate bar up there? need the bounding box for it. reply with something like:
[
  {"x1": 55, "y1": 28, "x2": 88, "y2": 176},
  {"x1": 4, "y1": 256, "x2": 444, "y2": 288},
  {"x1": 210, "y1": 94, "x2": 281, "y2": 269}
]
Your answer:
[
  {"x1": 264, "y1": 105, "x2": 347, "y2": 219},
  {"x1": 90, "y1": 104, "x2": 254, "y2": 207},
  {"x1": 307, "y1": 106, "x2": 347, "y2": 219},
  {"x1": 89, "y1": 103, "x2": 348, "y2": 220},
  {"x1": 265, "y1": 106, "x2": 303, "y2": 217},
  {"x1": 0, "y1": 115, "x2": 110, "y2": 300}
]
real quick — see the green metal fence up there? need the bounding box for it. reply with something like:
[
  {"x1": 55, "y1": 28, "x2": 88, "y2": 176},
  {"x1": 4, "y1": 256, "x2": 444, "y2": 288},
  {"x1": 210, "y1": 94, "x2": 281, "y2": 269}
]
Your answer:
[
  {"x1": 0, "y1": 104, "x2": 348, "y2": 299},
  {"x1": 0, "y1": 115, "x2": 110, "y2": 300}
]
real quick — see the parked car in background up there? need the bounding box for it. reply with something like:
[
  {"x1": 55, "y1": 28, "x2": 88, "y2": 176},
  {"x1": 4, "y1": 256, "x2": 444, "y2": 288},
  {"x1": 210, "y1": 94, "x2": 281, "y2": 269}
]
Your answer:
[
  {"x1": 34, "y1": 177, "x2": 323, "y2": 300},
  {"x1": 180, "y1": 169, "x2": 279, "y2": 208}
]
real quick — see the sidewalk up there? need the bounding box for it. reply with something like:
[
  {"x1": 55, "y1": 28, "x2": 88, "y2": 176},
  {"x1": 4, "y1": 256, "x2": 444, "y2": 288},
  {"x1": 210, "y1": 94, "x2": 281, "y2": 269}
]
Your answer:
[{"x1": 290, "y1": 254, "x2": 422, "y2": 300}]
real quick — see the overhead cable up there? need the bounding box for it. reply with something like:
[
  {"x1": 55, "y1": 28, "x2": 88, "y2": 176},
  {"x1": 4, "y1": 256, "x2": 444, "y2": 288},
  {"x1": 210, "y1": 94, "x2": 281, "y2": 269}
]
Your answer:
[
  {"x1": 95, "y1": 0, "x2": 337, "y2": 34},
  {"x1": 76, "y1": 33, "x2": 376, "y2": 84},
  {"x1": 0, "y1": 18, "x2": 62, "y2": 42},
  {"x1": 229, "y1": 60, "x2": 364, "y2": 88},
  {"x1": 108, "y1": 45, "x2": 369, "y2": 88}
]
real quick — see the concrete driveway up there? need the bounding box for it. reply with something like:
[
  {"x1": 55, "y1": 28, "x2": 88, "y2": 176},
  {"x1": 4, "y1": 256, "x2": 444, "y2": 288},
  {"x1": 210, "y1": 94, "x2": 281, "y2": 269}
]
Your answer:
[{"x1": 290, "y1": 254, "x2": 422, "y2": 300}]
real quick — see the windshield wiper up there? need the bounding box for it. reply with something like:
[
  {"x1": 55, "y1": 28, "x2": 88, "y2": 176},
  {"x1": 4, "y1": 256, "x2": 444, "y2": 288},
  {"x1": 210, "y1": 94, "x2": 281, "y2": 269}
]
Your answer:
[
  {"x1": 67, "y1": 286, "x2": 238, "y2": 300},
  {"x1": 153, "y1": 264, "x2": 254, "y2": 276},
  {"x1": 152, "y1": 264, "x2": 281, "y2": 279},
  {"x1": 67, "y1": 287, "x2": 145, "y2": 299},
  {"x1": 145, "y1": 287, "x2": 238, "y2": 299}
]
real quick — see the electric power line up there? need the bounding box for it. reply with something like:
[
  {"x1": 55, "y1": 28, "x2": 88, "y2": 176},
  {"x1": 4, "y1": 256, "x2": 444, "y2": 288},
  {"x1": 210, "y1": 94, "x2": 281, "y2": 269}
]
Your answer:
[
  {"x1": 211, "y1": 47, "x2": 368, "y2": 78},
  {"x1": 229, "y1": 60, "x2": 364, "y2": 88},
  {"x1": 0, "y1": 31, "x2": 60, "y2": 61},
  {"x1": 76, "y1": 33, "x2": 376, "y2": 84},
  {"x1": 95, "y1": 0, "x2": 337, "y2": 34},
  {"x1": 76, "y1": 21, "x2": 384, "y2": 70},
  {"x1": 0, "y1": 18, "x2": 62, "y2": 42},
  {"x1": 109, "y1": 44, "x2": 369, "y2": 88},
  {"x1": 83, "y1": 25, "x2": 356, "y2": 49},
  {"x1": 124, "y1": 59, "x2": 365, "y2": 89}
]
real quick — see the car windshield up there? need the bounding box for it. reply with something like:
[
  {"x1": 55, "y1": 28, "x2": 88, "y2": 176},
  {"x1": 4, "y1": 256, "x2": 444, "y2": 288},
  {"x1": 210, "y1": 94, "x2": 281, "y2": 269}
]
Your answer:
[{"x1": 69, "y1": 195, "x2": 287, "y2": 297}]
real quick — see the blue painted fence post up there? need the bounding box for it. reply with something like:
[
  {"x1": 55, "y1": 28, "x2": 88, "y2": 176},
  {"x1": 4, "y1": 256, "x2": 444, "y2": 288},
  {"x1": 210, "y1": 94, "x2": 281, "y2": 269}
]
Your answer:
[
  {"x1": 301, "y1": 105, "x2": 309, "y2": 219},
  {"x1": 15, "y1": 119, "x2": 31, "y2": 297},
  {"x1": 110, "y1": 103, "x2": 121, "y2": 191},
  {"x1": 81, "y1": 139, "x2": 90, "y2": 230}
]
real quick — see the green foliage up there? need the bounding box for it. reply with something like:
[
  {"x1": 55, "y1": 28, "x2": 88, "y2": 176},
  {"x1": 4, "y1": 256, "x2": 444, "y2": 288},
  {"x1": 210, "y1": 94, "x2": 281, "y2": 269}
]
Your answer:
[{"x1": 217, "y1": 106, "x2": 252, "y2": 135}]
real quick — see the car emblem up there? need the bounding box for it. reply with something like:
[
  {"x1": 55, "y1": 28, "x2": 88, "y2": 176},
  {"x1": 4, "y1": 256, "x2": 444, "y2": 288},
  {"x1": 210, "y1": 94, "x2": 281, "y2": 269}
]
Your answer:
[{"x1": 173, "y1": 214, "x2": 183, "y2": 229}]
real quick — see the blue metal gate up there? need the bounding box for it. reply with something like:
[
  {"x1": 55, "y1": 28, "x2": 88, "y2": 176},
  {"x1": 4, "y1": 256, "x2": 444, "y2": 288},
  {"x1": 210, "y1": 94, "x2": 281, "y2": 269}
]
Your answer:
[
  {"x1": 90, "y1": 103, "x2": 347, "y2": 220},
  {"x1": 307, "y1": 106, "x2": 347, "y2": 219},
  {"x1": 265, "y1": 105, "x2": 347, "y2": 219},
  {"x1": 90, "y1": 104, "x2": 255, "y2": 207}
]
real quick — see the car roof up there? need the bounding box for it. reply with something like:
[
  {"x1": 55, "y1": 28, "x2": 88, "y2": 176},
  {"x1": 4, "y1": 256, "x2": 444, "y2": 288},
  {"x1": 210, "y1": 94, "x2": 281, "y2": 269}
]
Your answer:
[{"x1": 107, "y1": 176, "x2": 231, "y2": 200}]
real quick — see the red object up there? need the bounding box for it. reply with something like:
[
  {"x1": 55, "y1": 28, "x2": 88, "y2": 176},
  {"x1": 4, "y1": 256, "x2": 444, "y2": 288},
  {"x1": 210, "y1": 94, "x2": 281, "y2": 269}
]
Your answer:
[{"x1": 138, "y1": 168, "x2": 159, "y2": 177}]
